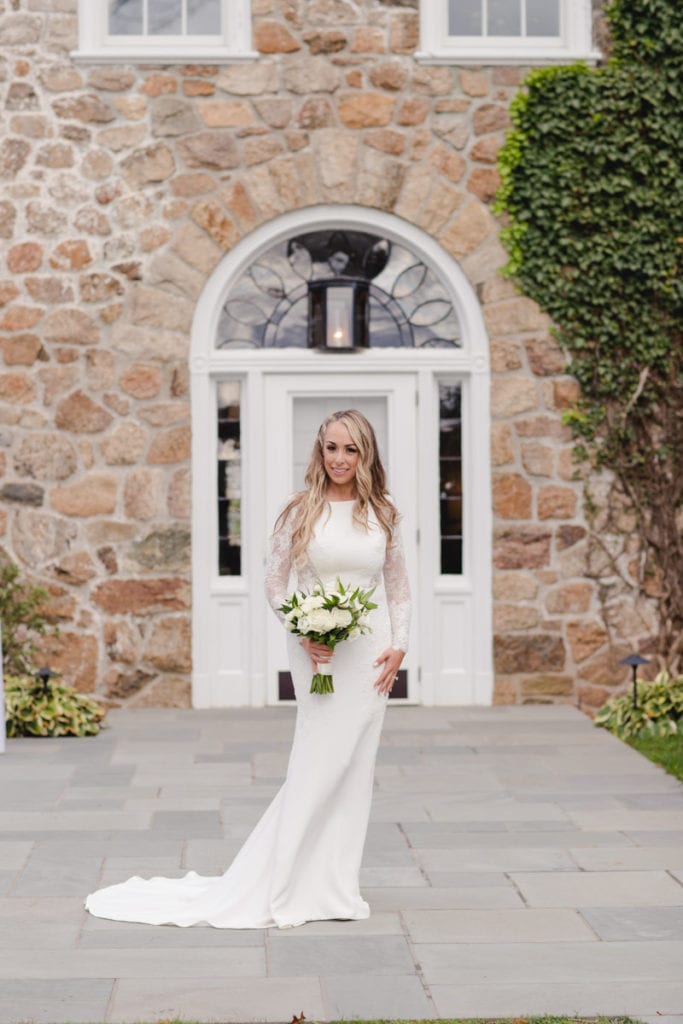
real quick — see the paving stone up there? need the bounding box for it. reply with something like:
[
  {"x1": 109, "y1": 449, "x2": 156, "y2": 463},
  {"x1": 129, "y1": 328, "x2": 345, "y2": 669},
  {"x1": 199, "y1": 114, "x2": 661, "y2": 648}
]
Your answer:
[
  {"x1": 267, "y1": 934, "x2": 416, "y2": 976},
  {"x1": 0, "y1": 946, "x2": 264, "y2": 978},
  {"x1": 581, "y1": 907, "x2": 683, "y2": 941},
  {"x1": 10, "y1": 852, "x2": 103, "y2": 897},
  {"x1": 80, "y1": 920, "x2": 265, "y2": 947},
  {"x1": 107, "y1": 976, "x2": 325, "y2": 1022},
  {"x1": 418, "y1": 847, "x2": 576, "y2": 873},
  {"x1": 0, "y1": 898, "x2": 83, "y2": 949},
  {"x1": 423, "y1": 796, "x2": 567, "y2": 821},
  {"x1": 361, "y1": 843, "x2": 416, "y2": 866},
  {"x1": 511, "y1": 869, "x2": 683, "y2": 907},
  {"x1": 421, "y1": 870, "x2": 516, "y2": 887},
  {"x1": 403, "y1": 908, "x2": 594, "y2": 943},
  {"x1": 627, "y1": 830, "x2": 683, "y2": 846},
  {"x1": 0, "y1": 871, "x2": 17, "y2": 895},
  {"x1": 571, "y1": 846, "x2": 683, "y2": 871},
  {"x1": 61, "y1": 786, "x2": 160, "y2": 800},
  {"x1": 2, "y1": 705, "x2": 683, "y2": 1022},
  {"x1": 0, "y1": 842, "x2": 33, "y2": 869},
  {"x1": 618, "y1": 793, "x2": 683, "y2": 809},
  {"x1": 415, "y1": 938, "x2": 683, "y2": 985},
  {"x1": 0, "y1": 811, "x2": 151, "y2": 831},
  {"x1": 70, "y1": 766, "x2": 136, "y2": 785},
  {"x1": 323, "y1": 973, "x2": 434, "y2": 1017},
  {"x1": 150, "y1": 810, "x2": 223, "y2": 836},
  {"x1": 268, "y1": 912, "x2": 403, "y2": 937},
  {"x1": 0, "y1": 781, "x2": 66, "y2": 807},
  {"x1": 364, "y1": 885, "x2": 524, "y2": 910},
  {"x1": 0, "y1": 979, "x2": 114, "y2": 1024},
  {"x1": 26, "y1": 835, "x2": 184, "y2": 857},
  {"x1": 0, "y1": 763, "x2": 75, "y2": 781},
  {"x1": 569, "y1": 809, "x2": 683, "y2": 830},
  {"x1": 406, "y1": 828, "x2": 627, "y2": 848},
  {"x1": 359, "y1": 865, "x2": 427, "y2": 886},
  {"x1": 54, "y1": 798, "x2": 125, "y2": 811},
  {"x1": 430, "y1": 980, "x2": 683, "y2": 1016}
]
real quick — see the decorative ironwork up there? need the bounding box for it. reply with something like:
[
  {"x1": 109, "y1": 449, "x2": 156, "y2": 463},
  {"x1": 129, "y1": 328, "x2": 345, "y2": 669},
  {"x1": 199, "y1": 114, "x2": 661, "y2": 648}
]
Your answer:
[{"x1": 216, "y1": 229, "x2": 461, "y2": 350}]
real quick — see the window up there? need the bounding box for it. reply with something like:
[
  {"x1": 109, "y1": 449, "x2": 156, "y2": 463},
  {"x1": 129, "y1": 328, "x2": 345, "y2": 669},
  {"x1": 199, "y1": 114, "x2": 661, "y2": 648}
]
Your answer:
[
  {"x1": 74, "y1": 0, "x2": 255, "y2": 63},
  {"x1": 217, "y1": 380, "x2": 242, "y2": 576},
  {"x1": 216, "y1": 230, "x2": 462, "y2": 350},
  {"x1": 419, "y1": 0, "x2": 599, "y2": 64},
  {"x1": 439, "y1": 382, "x2": 463, "y2": 575}
]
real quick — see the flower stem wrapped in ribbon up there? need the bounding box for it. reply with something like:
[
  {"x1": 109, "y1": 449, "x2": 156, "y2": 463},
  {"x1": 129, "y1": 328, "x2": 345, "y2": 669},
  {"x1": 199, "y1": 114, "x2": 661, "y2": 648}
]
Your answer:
[{"x1": 279, "y1": 578, "x2": 377, "y2": 694}]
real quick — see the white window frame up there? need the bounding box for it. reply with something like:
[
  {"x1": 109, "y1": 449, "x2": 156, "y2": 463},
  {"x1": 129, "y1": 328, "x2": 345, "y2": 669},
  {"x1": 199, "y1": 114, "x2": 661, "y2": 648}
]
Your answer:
[
  {"x1": 73, "y1": 0, "x2": 256, "y2": 64},
  {"x1": 418, "y1": 0, "x2": 600, "y2": 65}
]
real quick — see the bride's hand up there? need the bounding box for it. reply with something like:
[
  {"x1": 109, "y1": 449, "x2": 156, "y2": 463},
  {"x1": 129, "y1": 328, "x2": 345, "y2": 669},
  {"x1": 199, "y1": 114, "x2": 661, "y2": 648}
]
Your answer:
[
  {"x1": 373, "y1": 648, "x2": 404, "y2": 695},
  {"x1": 300, "y1": 637, "x2": 332, "y2": 672}
]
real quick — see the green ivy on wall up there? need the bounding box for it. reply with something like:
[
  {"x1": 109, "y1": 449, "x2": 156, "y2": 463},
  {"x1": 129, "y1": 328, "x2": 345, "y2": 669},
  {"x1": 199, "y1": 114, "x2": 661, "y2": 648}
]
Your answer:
[{"x1": 495, "y1": 0, "x2": 683, "y2": 670}]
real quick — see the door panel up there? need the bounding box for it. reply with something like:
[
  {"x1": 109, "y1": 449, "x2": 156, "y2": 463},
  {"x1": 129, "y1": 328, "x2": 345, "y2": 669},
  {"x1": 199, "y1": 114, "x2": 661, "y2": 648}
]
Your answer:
[
  {"x1": 292, "y1": 395, "x2": 388, "y2": 492},
  {"x1": 263, "y1": 373, "x2": 418, "y2": 705}
]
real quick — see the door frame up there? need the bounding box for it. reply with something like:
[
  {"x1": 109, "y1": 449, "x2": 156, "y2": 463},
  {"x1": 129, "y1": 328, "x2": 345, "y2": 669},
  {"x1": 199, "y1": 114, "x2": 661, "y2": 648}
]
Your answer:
[
  {"x1": 263, "y1": 371, "x2": 419, "y2": 705},
  {"x1": 190, "y1": 206, "x2": 493, "y2": 707}
]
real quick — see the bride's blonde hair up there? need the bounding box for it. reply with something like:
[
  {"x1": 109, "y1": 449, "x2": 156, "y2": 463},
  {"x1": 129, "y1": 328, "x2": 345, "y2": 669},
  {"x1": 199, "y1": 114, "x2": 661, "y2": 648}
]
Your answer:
[{"x1": 275, "y1": 409, "x2": 399, "y2": 566}]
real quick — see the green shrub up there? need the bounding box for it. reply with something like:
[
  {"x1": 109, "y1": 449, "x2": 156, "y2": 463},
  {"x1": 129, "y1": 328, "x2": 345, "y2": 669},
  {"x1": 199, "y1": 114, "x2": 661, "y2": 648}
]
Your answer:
[
  {"x1": 4, "y1": 673, "x2": 106, "y2": 738},
  {"x1": 594, "y1": 671, "x2": 683, "y2": 739},
  {"x1": 0, "y1": 559, "x2": 57, "y2": 676}
]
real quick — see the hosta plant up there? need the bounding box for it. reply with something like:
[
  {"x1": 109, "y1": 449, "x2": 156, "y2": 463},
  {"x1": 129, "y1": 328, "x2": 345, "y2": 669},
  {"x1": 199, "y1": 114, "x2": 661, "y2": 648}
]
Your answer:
[
  {"x1": 594, "y1": 671, "x2": 683, "y2": 740},
  {"x1": 4, "y1": 673, "x2": 106, "y2": 738}
]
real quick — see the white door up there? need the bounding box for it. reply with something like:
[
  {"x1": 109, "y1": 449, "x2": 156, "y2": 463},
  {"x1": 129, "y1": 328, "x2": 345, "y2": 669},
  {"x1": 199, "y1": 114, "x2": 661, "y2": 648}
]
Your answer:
[{"x1": 262, "y1": 372, "x2": 418, "y2": 705}]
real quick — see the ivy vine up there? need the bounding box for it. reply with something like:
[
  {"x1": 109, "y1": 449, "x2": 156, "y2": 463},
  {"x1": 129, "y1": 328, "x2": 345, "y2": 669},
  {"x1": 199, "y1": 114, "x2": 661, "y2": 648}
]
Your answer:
[{"x1": 495, "y1": 0, "x2": 683, "y2": 670}]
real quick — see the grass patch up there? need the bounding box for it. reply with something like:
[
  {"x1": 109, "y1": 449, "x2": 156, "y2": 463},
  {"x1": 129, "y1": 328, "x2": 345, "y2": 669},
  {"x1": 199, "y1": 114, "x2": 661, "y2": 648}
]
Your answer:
[
  {"x1": 113, "y1": 1017, "x2": 642, "y2": 1024},
  {"x1": 628, "y1": 729, "x2": 683, "y2": 782}
]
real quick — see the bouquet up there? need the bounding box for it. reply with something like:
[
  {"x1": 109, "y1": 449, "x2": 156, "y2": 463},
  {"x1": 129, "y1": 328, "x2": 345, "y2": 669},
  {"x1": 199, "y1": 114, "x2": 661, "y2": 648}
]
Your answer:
[{"x1": 279, "y1": 578, "x2": 377, "y2": 694}]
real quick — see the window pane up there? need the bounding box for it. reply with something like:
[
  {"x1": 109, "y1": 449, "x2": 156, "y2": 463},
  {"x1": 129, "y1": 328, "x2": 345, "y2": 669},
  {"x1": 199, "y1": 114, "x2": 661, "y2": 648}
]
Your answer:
[
  {"x1": 217, "y1": 381, "x2": 241, "y2": 576},
  {"x1": 527, "y1": 0, "x2": 560, "y2": 35},
  {"x1": 449, "y1": 0, "x2": 482, "y2": 35},
  {"x1": 149, "y1": 0, "x2": 182, "y2": 34},
  {"x1": 188, "y1": 0, "x2": 221, "y2": 33},
  {"x1": 441, "y1": 539, "x2": 463, "y2": 575},
  {"x1": 217, "y1": 232, "x2": 461, "y2": 351},
  {"x1": 439, "y1": 382, "x2": 463, "y2": 576},
  {"x1": 488, "y1": 0, "x2": 521, "y2": 36},
  {"x1": 109, "y1": 0, "x2": 143, "y2": 35}
]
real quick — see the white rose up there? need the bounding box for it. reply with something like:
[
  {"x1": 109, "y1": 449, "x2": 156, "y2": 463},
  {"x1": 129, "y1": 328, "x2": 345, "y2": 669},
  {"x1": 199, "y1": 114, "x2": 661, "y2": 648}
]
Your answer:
[
  {"x1": 306, "y1": 608, "x2": 336, "y2": 633},
  {"x1": 331, "y1": 608, "x2": 352, "y2": 628},
  {"x1": 301, "y1": 594, "x2": 325, "y2": 613}
]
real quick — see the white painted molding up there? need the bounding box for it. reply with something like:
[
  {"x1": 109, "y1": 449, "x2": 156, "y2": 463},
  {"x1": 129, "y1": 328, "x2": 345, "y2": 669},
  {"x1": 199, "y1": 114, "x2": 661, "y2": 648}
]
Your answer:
[
  {"x1": 419, "y1": 0, "x2": 599, "y2": 65},
  {"x1": 73, "y1": 0, "x2": 255, "y2": 64},
  {"x1": 190, "y1": 205, "x2": 494, "y2": 707}
]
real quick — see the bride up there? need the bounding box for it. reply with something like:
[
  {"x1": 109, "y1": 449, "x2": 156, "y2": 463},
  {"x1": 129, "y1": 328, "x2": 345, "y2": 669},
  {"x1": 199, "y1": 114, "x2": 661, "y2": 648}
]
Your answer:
[{"x1": 85, "y1": 409, "x2": 411, "y2": 929}]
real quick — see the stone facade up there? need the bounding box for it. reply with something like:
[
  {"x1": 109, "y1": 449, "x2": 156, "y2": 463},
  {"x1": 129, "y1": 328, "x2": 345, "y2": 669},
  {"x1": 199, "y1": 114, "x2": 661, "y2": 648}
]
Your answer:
[{"x1": 0, "y1": 0, "x2": 653, "y2": 710}]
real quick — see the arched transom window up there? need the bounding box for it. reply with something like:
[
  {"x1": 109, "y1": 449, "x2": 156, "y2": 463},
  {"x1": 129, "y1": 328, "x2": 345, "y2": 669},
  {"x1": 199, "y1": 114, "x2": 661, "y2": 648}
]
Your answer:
[{"x1": 215, "y1": 229, "x2": 462, "y2": 351}]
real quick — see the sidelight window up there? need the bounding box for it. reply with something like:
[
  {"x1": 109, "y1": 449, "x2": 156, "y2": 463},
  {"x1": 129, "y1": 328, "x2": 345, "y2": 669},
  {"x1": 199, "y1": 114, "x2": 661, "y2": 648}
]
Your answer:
[
  {"x1": 217, "y1": 381, "x2": 242, "y2": 576},
  {"x1": 439, "y1": 382, "x2": 463, "y2": 576}
]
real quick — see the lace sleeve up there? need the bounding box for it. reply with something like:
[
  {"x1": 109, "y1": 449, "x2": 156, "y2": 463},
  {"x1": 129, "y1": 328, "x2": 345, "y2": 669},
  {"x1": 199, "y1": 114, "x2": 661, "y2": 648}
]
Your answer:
[
  {"x1": 264, "y1": 504, "x2": 295, "y2": 626},
  {"x1": 384, "y1": 518, "x2": 411, "y2": 653}
]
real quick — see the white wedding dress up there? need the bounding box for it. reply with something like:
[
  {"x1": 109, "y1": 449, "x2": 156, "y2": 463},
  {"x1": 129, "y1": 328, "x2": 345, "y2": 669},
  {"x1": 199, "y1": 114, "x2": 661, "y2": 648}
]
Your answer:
[{"x1": 84, "y1": 498, "x2": 410, "y2": 929}]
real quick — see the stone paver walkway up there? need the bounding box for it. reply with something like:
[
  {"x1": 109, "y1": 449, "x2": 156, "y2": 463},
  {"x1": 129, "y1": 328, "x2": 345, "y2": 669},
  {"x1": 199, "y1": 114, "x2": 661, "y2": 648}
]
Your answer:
[{"x1": 1, "y1": 704, "x2": 683, "y2": 1022}]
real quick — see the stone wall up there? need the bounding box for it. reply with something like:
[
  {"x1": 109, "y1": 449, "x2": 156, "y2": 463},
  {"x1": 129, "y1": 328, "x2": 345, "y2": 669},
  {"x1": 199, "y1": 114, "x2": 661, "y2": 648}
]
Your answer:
[{"x1": 0, "y1": 0, "x2": 651, "y2": 709}]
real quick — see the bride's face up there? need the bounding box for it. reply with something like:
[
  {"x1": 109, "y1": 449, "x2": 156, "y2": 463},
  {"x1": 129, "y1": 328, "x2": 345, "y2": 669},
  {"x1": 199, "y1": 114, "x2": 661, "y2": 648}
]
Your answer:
[{"x1": 322, "y1": 421, "x2": 359, "y2": 488}]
